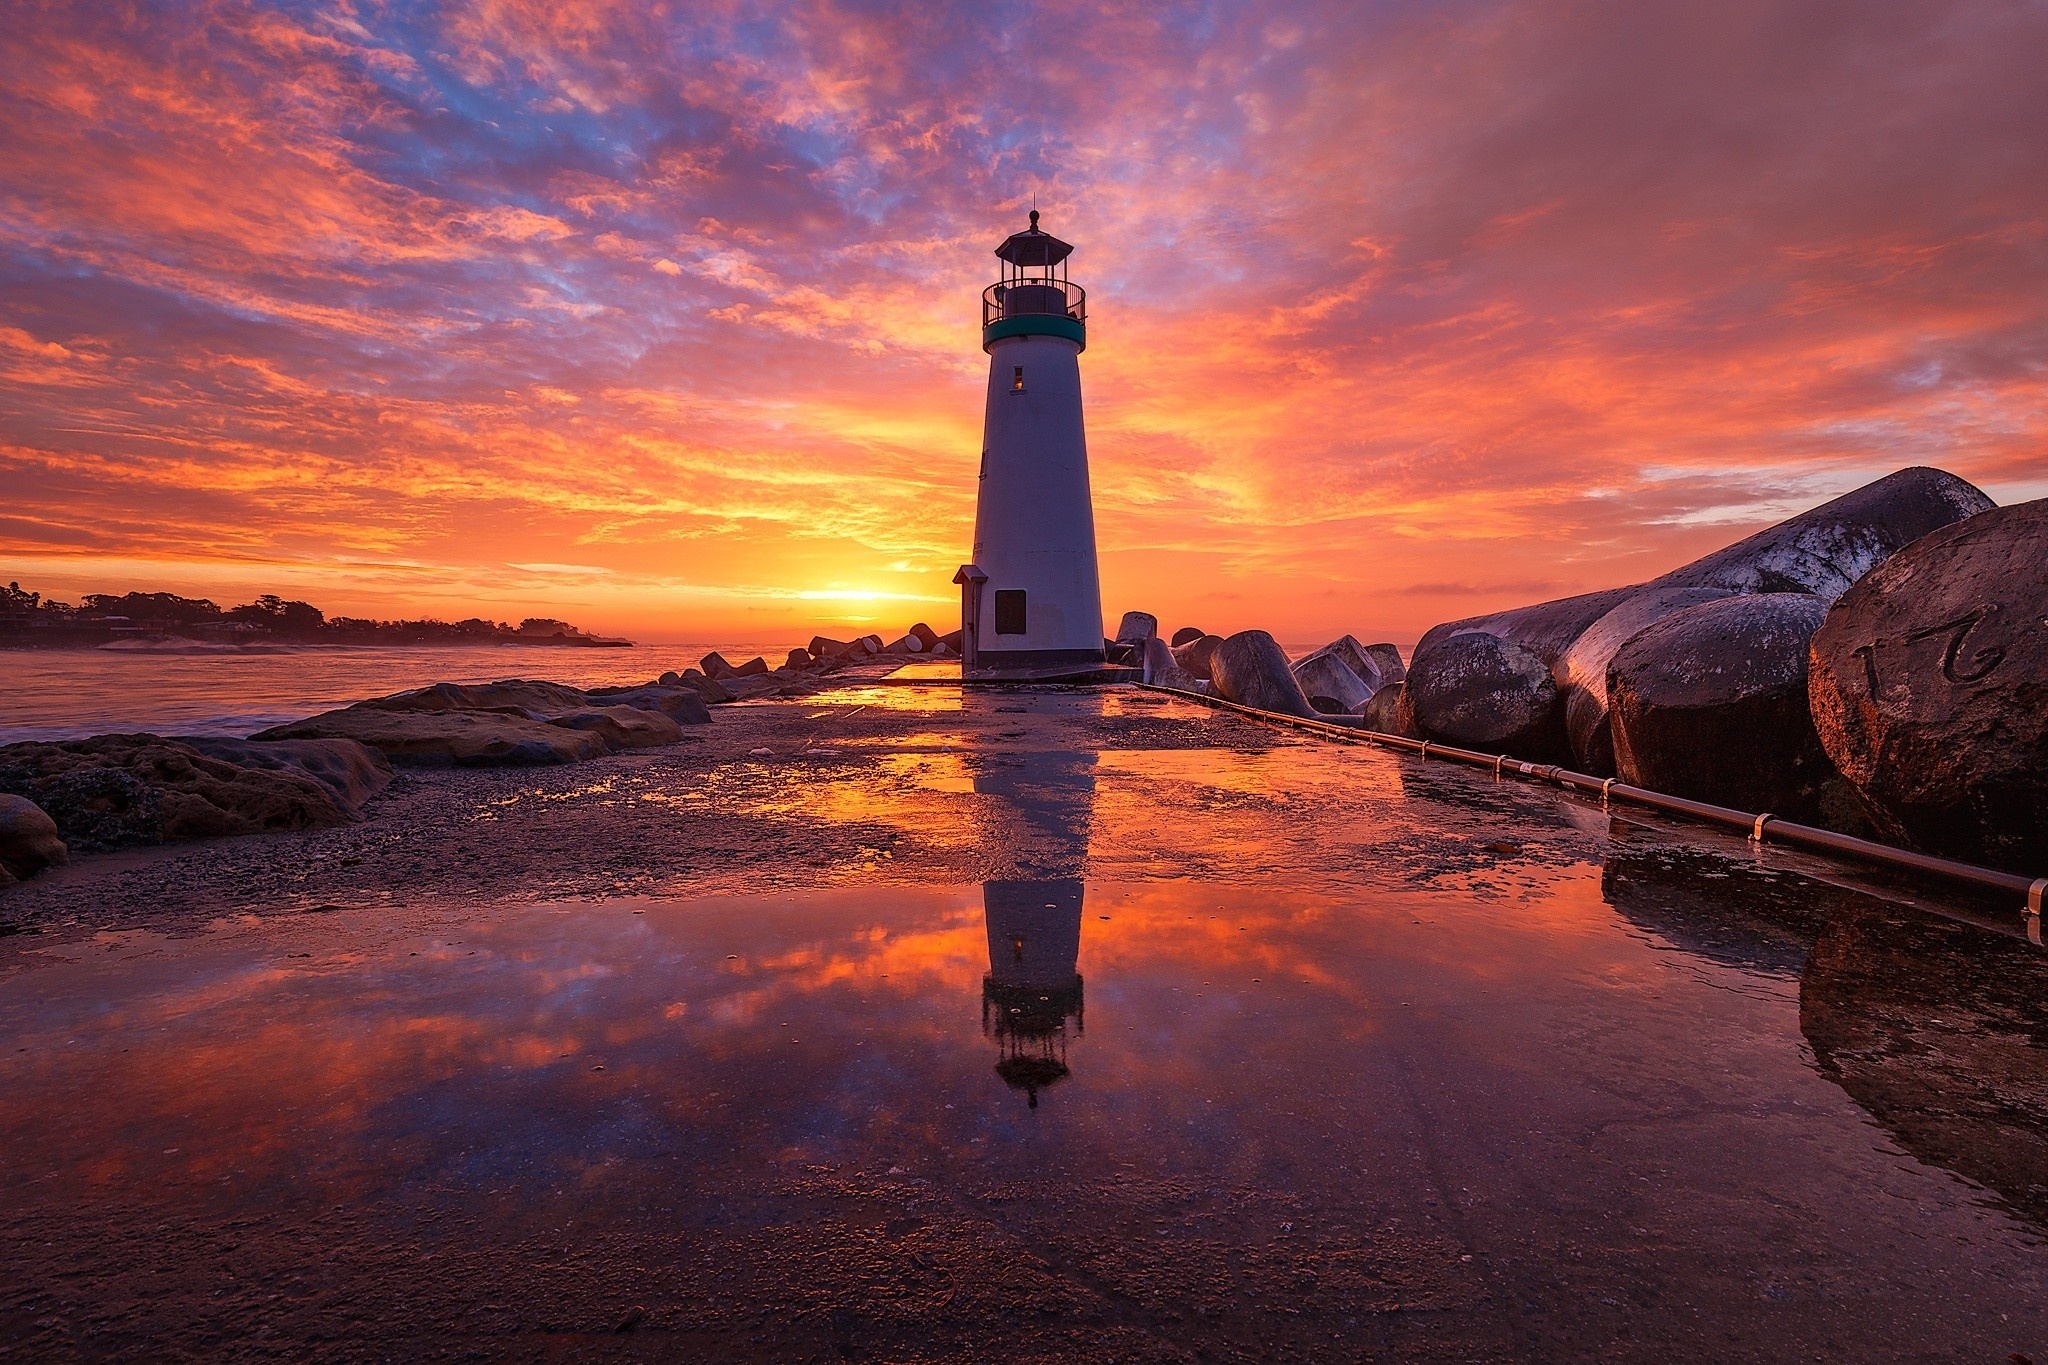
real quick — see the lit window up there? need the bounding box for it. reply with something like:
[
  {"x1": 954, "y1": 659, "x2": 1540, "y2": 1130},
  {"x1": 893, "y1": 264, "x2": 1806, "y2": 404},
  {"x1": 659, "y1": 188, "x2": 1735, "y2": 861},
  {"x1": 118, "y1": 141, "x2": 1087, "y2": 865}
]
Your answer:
[{"x1": 1012, "y1": 366, "x2": 1025, "y2": 392}]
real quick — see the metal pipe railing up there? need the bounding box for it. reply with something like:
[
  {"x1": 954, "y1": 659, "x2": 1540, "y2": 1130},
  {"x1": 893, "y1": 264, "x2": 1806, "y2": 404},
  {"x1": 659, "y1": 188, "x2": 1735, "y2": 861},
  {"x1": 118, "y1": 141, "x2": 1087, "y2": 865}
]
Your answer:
[{"x1": 1136, "y1": 682, "x2": 2046, "y2": 929}]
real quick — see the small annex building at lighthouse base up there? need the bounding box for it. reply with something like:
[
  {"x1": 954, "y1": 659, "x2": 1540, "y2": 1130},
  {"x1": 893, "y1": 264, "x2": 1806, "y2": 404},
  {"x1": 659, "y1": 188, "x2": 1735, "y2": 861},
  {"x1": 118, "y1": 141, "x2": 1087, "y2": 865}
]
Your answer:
[{"x1": 952, "y1": 212, "x2": 1124, "y2": 682}]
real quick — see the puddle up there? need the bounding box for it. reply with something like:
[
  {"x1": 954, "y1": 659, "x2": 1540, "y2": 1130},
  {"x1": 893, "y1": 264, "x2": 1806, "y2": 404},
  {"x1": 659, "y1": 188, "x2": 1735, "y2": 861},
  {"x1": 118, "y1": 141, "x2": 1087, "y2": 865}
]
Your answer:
[{"x1": 1, "y1": 685, "x2": 2044, "y2": 1358}]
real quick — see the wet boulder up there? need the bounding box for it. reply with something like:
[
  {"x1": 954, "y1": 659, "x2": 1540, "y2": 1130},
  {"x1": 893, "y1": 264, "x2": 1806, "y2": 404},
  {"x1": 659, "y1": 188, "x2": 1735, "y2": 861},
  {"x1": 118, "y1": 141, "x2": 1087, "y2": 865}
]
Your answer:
[
  {"x1": 1170, "y1": 625, "x2": 1206, "y2": 648},
  {"x1": 1172, "y1": 633, "x2": 1225, "y2": 682},
  {"x1": 657, "y1": 670, "x2": 683, "y2": 687},
  {"x1": 1417, "y1": 586, "x2": 1642, "y2": 672},
  {"x1": 0, "y1": 794, "x2": 67, "y2": 884},
  {"x1": 1360, "y1": 681, "x2": 1418, "y2": 737},
  {"x1": 1555, "y1": 587, "x2": 1736, "y2": 775},
  {"x1": 1657, "y1": 466, "x2": 1993, "y2": 603},
  {"x1": 1608, "y1": 593, "x2": 1834, "y2": 814},
  {"x1": 1209, "y1": 630, "x2": 1317, "y2": 717},
  {"x1": 182, "y1": 736, "x2": 392, "y2": 813},
  {"x1": 1139, "y1": 637, "x2": 1206, "y2": 694},
  {"x1": 1114, "y1": 611, "x2": 1158, "y2": 644},
  {"x1": 1405, "y1": 632, "x2": 1567, "y2": 758},
  {"x1": 1363, "y1": 643, "x2": 1406, "y2": 687},
  {"x1": 785, "y1": 648, "x2": 813, "y2": 670},
  {"x1": 1808, "y1": 500, "x2": 2048, "y2": 870},
  {"x1": 1291, "y1": 638, "x2": 1381, "y2": 714}
]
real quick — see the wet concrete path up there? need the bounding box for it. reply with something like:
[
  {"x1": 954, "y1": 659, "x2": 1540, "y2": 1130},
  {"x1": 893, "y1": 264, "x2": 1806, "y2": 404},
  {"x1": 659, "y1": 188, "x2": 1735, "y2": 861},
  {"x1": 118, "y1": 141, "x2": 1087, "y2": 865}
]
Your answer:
[{"x1": 1, "y1": 686, "x2": 2043, "y2": 1360}]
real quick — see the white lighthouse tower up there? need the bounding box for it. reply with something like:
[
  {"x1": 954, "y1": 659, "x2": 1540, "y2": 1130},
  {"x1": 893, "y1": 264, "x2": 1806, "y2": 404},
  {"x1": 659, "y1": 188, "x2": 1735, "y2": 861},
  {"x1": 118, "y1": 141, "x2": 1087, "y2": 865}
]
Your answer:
[{"x1": 954, "y1": 211, "x2": 1105, "y2": 678}]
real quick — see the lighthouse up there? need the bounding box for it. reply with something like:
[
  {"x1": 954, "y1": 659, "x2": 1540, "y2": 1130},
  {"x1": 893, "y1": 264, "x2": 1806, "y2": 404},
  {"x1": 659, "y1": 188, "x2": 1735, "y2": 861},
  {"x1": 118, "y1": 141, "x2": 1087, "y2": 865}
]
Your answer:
[{"x1": 954, "y1": 212, "x2": 1105, "y2": 678}]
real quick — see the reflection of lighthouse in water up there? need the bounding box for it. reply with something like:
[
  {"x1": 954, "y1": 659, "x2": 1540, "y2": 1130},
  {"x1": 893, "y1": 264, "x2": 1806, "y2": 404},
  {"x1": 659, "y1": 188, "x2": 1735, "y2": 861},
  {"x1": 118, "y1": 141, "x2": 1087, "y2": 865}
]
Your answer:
[{"x1": 973, "y1": 737, "x2": 1096, "y2": 1108}]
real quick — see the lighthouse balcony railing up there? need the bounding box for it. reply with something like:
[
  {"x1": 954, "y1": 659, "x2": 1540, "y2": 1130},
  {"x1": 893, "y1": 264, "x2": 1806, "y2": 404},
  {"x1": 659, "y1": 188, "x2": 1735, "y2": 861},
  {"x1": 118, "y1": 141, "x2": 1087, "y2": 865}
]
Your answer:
[{"x1": 982, "y1": 279, "x2": 1086, "y2": 328}]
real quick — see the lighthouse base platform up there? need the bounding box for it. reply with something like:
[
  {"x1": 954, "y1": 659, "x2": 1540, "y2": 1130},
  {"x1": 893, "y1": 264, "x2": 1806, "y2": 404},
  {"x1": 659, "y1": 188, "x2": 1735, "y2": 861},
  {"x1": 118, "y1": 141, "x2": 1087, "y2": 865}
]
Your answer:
[{"x1": 882, "y1": 660, "x2": 1140, "y2": 686}]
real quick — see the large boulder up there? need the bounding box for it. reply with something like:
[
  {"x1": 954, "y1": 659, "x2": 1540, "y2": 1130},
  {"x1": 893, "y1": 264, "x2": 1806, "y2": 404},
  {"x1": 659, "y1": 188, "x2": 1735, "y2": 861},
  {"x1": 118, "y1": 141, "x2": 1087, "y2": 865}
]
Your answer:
[
  {"x1": 1416, "y1": 586, "x2": 1642, "y2": 671},
  {"x1": 1139, "y1": 637, "x2": 1206, "y2": 693},
  {"x1": 1172, "y1": 634, "x2": 1225, "y2": 682},
  {"x1": 732, "y1": 656, "x2": 770, "y2": 677},
  {"x1": 1363, "y1": 643, "x2": 1406, "y2": 687},
  {"x1": 1555, "y1": 587, "x2": 1737, "y2": 775},
  {"x1": 1405, "y1": 632, "x2": 1567, "y2": 759},
  {"x1": 1114, "y1": 611, "x2": 1158, "y2": 644},
  {"x1": 0, "y1": 794, "x2": 67, "y2": 884},
  {"x1": 1170, "y1": 626, "x2": 1206, "y2": 648},
  {"x1": 1608, "y1": 594, "x2": 1833, "y2": 814},
  {"x1": 1809, "y1": 500, "x2": 2048, "y2": 871},
  {"x1": 1657, "y1": 466, "x2": 1993, "y2": 603},
  {"x1": 180, "y1": 736, "x2": 392, "y2": 814},
  {"x1": 1291, "y1": 639, "x2": 1381, "y2": 714},
  {"x1": 0, "y1": 734, "x2": 367, "y2": 849},
  {"x1": 1359, "y1": 682, "x2": 1418, "y2": 738},
  {"x1": 1209, "y1": 631, "x2": 1316, "y2": 717}
]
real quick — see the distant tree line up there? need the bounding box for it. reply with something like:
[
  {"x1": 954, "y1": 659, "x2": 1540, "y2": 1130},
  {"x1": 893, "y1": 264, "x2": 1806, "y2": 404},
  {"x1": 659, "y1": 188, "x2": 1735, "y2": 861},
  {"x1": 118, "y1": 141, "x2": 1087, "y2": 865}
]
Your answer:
[{"x1": 0, "y1": 582, "x2": 623, "y2": 647}]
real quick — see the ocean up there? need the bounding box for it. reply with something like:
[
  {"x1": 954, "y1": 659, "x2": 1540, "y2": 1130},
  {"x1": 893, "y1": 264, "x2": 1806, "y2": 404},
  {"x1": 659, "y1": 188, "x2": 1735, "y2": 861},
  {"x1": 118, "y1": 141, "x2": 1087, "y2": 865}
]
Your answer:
[{"x1": 0, "y1": 642, "x2": 785, "y2": 744}]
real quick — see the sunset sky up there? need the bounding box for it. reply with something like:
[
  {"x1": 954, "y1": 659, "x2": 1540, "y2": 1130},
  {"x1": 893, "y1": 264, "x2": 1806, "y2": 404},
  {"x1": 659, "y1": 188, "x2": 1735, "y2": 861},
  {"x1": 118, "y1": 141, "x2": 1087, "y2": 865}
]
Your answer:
[{"x1": 3, "y1": 0, "x2": 2044, "y2": 647}]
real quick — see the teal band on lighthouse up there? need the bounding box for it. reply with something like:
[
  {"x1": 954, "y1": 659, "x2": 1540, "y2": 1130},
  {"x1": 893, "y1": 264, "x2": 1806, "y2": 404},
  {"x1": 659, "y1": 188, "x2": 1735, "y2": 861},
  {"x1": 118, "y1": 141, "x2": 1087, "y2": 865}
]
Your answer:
[{"x1": 982, "y1": 312, "x2": 1085, "y2": 352}]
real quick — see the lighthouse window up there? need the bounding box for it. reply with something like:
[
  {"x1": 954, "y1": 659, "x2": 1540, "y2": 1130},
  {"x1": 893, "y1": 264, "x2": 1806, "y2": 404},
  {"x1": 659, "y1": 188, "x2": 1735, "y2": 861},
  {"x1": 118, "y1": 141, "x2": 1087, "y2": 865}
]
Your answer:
[
  {"x1": 1012, "y1": 366, "x2": 1025, "y2": 392},
  {"x1": 994, "y1": 590, "x2": 1027, "y2": 635}
]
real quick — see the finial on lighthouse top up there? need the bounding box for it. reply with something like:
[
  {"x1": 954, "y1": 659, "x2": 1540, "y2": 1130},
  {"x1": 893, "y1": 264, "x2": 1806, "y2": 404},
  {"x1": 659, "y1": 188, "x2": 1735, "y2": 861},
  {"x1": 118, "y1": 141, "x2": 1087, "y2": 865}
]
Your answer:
[{"x1": 994, "y1": 211, "x2": 1073, "y2": 269}]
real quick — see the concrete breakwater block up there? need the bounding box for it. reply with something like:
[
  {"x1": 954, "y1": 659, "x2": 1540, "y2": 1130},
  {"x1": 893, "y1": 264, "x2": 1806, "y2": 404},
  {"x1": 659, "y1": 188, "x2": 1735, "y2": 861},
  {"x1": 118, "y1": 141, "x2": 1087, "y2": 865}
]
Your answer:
[
  {"x1": 1555, "y1": 587, "x2": 1736, "y2": 776},
  {"x1": 1810, "y1": 499, "x2": 2048, "y2": 871},
  {"x1": 1172, "y1": 633, "x2": 1225, "y2": 681},
  {"x1": 1291, "y1": 637, "x2": 1381, "y2": 714},
  {"x1": 1210, "y1": 630, "x2": 1316, "y2": 717},
  {"x1": 1115, "y1": 611, "x2": 1158, "y2": 644},
  {"x1": 1140, "y1": 637, "x2": 1207, "y2": 693},
  {"x1": 1406, "y1": 632, "x2": 1568, "y2": 760},
  {"x1": 1608, "y1": 593, "x2": 1834, "y2": 816}
]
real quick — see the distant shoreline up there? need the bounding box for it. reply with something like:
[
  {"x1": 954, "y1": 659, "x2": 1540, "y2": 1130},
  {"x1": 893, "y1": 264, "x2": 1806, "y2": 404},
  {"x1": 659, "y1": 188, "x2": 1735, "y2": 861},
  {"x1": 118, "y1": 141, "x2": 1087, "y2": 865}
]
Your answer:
[{"x1": 0, "y1": 633, "x2": 635, "y2": 652}]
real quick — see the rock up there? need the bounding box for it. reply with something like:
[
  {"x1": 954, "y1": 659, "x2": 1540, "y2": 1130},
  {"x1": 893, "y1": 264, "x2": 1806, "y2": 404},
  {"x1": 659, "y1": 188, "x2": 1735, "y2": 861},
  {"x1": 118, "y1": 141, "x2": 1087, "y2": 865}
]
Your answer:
[
  {"x1": 1809, "y1": 500, "x2": 2048, "y2": 870},
  {"x1": 1608, "y1": 593, "x2": 1834, "y2": 814},
  {"x1": 0, "y1": 734, "x2": 363, "y2": 849},
  {"x1": 1172, "y1": 634, "x2": 1224, "y2": 681},
  {"x1": 180, "y1": 737, "x2": 392, "y2": 814},
  {"x1": 1657, "y1": 466, "x2": 1993, "y2": 603},
  {"x1": 785, "y1": 648, "x2": 813, "y2": 670},
  {"x1": 1209, "y1": 630, "x2": 1316, "y2": 717},
  {"x1": 1363, "y1": 643, "x2": 1406, "y2": 686},
  {"x1": 908, "y1": 622, "x2": 940, "y2": 650},
  {"x1": 657, "y1": 670, "x2": 682, "y2": 687},
  {"x1": 700, "y1": 652, "x2": 736, "y2": 679},
  {"x1": 358, "y1": 679, "x2": 590, "y2": 716},
  {"x1": 1291, "y1": 640, "x2": 1380, "y2": 714},
  {"x1": 585, "y1": 684, "x2": 713, "y2": 725},
  {"x1": 1417, "y1": 586, "x2": 1642, "y2": 672},
  {"x1": 1114, "y1": 611, "x2": 1158, "y2": 644},
  {"x1": 1170, "y1": 626, "x2": 1206, "y2": 648},
  {"x1": 1555, "y1": 587, "x2": 1737, "y2": 775},
  {"x1": 721, "y1": 674, "x2": 786, "y2": 701},
  {"x1": 809, "y1": 636, "x2": 850, "y2": 660},
  {"x1": 732, "y1": 656, "x2": 770, "y2": 677},
  {"x1": 688, "y1": 674, "x2": 735, "y2": 704},
  {"x1": 0, "y1": 794, "x2": 67, "y2": 882},
  {"x1": 547, "y1": 706, "x2": 686, "y2": 750},
  {"x1": 1406, "y1": 632, "x2": 1567, "y2": 759},
  {"x1": 257, "y1": 708, "x2": 609, "y2": 768},
  {"x1": 1360, "y1": 682, "x2": 1419, "y2": 737},
  {"x1": 1139, "y1": 637, "x2": 1206, "y2": 693}
]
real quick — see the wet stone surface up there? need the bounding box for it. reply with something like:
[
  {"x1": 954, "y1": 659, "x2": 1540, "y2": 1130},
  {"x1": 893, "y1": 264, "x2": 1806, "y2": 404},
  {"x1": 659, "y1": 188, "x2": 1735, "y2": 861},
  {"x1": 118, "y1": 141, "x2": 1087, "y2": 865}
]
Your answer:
[{"x1": 0, "y1": 684, "x2": 2043, "y2": 1361}]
